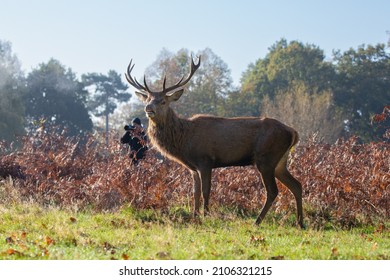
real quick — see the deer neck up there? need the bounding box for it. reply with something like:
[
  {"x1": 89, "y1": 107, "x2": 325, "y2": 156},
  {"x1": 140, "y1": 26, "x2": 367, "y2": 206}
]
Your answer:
[{"x1": 147, "y1": 108, "x2": 191, "y2": 161}]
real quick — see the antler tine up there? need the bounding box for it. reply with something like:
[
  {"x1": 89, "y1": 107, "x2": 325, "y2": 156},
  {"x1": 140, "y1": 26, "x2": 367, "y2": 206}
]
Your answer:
[
  {"x1": 173, "y1": 76, "x2": 184, "y2": 87},
  {"x1": 162, "y1": 75, "x2": 167, "y2": 92},
  {"x1": 163, "y1": 55, "x2": 201, "y2": 95},
  {"x1": 143, "y1": 75, "x2": 152, "y2": 93},
  {"x1": 125, "y1": 60, "x2": 148, "y2": 92},
  {"x1": 125, "y1": 60, "x2": 134, "y2": 84},
  {"x1": 191, "y1": 54, "x2": 201, "y2": 71},
  {"x1": 132, "y1": 76, "x2": 145, "y2": 90},
  {"x1": 126, "y1": 59, "x2": 156, "y2": 94},
  {"x1": 190, "y1": 54, "x2": 196, "y2": 69}
]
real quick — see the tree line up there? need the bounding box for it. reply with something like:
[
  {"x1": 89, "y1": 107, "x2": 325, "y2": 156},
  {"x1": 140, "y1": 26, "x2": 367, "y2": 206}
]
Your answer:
[{"x1": 1, "y1": 38, "x2": 389, "y2": 143}]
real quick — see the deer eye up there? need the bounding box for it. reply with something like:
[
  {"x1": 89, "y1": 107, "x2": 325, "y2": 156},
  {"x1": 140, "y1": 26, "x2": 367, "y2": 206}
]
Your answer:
[{"x1": 161, "y1": 100, "x2": 166, "y2": 105}]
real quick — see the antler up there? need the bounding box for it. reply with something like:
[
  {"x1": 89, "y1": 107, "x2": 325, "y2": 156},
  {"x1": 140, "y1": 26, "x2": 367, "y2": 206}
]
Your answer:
[
  {"x1": 162, "y1": 55, "x2": 201, "y2": 95},
  {"x1": 125, "y1": 56, "x2": 201, "y2": 95},
  {"x1": 125, "y1": 59, "x2": 152, "y2": 93}
]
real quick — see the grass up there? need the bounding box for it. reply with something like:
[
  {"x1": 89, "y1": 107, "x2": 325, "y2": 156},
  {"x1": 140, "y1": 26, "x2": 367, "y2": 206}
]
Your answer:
[{"x1": 0, "y1": 203, "x2": 388, "y2": 260}]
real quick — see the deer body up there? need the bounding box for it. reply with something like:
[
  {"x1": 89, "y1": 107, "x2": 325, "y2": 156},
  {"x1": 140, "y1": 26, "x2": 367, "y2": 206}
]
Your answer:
[
  {"x1": 126, "y1": 57, "x2": 304, "y2": 228},
  {"x1": 149, "y1": 111, "x2": 295, "y2": 169}
]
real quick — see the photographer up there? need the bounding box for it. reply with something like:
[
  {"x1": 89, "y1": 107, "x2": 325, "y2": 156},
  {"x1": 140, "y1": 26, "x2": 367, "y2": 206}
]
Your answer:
[{"x1": 120, "y1": 118, "x2": 148, "y2": 164}]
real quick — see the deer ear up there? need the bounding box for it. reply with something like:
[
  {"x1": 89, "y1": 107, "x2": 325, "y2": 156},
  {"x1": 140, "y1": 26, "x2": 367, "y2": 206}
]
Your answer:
[
  {"x1": 167, "y1": 89, "x2": 184, "y2": 102},
  {"x1": 135, "y1": 91, "x2": 148, "y2": 102}
]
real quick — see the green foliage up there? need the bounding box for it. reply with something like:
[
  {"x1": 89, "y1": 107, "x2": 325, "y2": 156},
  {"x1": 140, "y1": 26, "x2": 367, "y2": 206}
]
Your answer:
[
  {"x1": 238, "y1": 39, "x2": 336, "y2": 117},
  {"x1": 234, "y1": 39, "x2": 390, "y2": 142},
  {"x1": 0, "y1": 40, "x2": 25, "y2": 142},
  {"x1": 266, "y1": 39, "x2": 335, "y2": 91},
  {"x1": 25, "y1": 59, "x2": 92, "y2": 136},
  {"x1": 82, "y1": 70, "x2": 130, "y2": 118},
  {"x1": 333, "y1": 43, "x2": 390, "y2": 141},
  {"x1": 82, "y1": 70, "x2": 130, "y2": 143}
]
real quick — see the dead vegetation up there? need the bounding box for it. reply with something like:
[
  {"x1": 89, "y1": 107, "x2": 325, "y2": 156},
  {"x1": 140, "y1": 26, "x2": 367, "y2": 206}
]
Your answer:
[{"x1": 1, "y1": 128, "x2": 389, "y2": 228}]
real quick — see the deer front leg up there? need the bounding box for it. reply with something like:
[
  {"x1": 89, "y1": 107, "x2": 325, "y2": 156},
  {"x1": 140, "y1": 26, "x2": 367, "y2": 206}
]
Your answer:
[
  {"x1": 199, "y1": 168, "x2": 212, "y2": 215},
  {"x1": 191, "y1": 170, "x2": 201, "y2": 217}
]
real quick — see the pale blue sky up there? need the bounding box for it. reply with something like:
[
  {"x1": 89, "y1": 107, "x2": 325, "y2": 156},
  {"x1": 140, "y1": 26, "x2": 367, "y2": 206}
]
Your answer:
[{"x1": 1, "y1": 0, "x2": 389, "y2": 86}]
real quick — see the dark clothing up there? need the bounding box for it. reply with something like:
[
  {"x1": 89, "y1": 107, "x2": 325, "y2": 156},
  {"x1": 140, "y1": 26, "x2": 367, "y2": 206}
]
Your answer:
[
  {"x1": 120, "y1": 131, "x2": 132, "y2": 145},
  {"x1": 121, "y1": 130, "x2": 148, "y2": 163}
]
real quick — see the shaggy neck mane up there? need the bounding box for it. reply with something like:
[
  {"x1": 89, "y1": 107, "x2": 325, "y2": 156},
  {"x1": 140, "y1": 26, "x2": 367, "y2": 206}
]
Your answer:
[{"x1": 147, "y1": 108, "x2": 191, "y2": 163}]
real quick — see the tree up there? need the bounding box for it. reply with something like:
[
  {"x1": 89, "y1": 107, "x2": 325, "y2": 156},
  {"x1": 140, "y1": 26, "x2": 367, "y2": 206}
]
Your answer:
[
  {"x1": 82, "y1": 70, "x2": 131, "y2": 144},
  {"x1": 224, "y1": 88, "x2": 259, "y2": 117},
  {"x1": 25, "y1": 59, "x2": 92, "y2": 135},
  {"x1": 260, "y1": 81, "x2": 344, "y2": 143},
  {"x1": 144, "y1": 48, "x2": 234, "y2": 117},
  {"x1": 0, "y1": 40, "x2": 25, "y2": 142},
  {"x1": 94, "y1": 101, "x2": 146, "y2": 133},
  {"x1": 238, "y1": 39, "x2": 336, "y2": 117},
  {"x1": 333, "y1": 43, "x2": 390, "y2": 141}
]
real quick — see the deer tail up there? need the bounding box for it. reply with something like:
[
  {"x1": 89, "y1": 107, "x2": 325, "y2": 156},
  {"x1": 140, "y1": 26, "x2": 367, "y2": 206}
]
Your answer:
[{"x1": 289, "y1": 129, "x2": 299, "y2": 153}]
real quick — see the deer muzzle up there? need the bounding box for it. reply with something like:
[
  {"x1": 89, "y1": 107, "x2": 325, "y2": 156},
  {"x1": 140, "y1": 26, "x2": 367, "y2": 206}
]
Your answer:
[{"x1": 145, "y1": 105, "x2": 155, "y2": 118}]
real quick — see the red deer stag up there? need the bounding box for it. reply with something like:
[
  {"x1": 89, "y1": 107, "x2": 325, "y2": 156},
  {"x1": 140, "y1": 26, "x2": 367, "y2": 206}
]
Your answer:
[{"x1": 125, "y1": 56, "x2": 304, "y2": 228}]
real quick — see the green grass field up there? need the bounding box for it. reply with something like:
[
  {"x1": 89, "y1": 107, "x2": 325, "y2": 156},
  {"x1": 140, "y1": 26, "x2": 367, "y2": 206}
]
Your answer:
[
  {"x1": 0, "y1": 203, "x2": 388, "y2": 260},
  {"x1": 1, "y1": 130, "x2": 388, "y2": 260}
]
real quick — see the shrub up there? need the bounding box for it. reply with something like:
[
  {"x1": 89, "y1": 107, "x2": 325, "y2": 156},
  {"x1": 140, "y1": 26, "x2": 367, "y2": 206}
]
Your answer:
[{"x1": 1, "y1": 128, "x2": 388, "y2": 228}]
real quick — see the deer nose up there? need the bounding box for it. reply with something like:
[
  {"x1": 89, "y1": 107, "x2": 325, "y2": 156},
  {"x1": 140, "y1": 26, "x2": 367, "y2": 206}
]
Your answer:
[{"x1": 145, "y1": 104, "x2": 155, "y2": 118}]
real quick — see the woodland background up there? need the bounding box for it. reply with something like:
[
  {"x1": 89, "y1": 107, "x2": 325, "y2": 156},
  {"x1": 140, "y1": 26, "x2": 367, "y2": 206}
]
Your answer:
[{"x1": 1, "y1": 37, "x2": 390, "y2": 143}]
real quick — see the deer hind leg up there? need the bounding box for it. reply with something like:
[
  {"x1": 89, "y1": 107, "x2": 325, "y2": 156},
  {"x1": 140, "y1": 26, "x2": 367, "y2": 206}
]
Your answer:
[
  {"x1": 275, "y1": 156, "x2": 304, "y2": 228},
  {"x1": 255, "y1": 163, "x2": 279, "y2": 225}
]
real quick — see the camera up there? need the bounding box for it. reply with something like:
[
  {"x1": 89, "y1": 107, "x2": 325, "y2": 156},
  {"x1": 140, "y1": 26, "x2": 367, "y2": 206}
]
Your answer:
[{"x1": 124, "y1": 125, "x2": 135, "y2": 131}]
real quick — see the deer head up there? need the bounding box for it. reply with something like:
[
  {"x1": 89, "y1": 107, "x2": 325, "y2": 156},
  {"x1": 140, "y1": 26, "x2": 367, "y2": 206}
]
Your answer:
[{"x1": 125, "y1": 56, "x2": 201, "y2": 122}]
